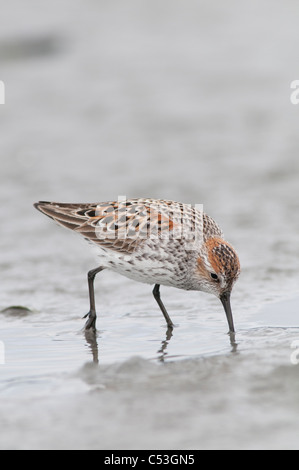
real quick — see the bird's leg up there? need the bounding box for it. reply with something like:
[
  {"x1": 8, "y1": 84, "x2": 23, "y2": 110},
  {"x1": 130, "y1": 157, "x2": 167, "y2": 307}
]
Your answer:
[
  {"x1": 83, "y1": 267, "x2": 105, "y2": 331},
  {"x1": 153, "y1": 284, "x2": 174, "y2": 329}
]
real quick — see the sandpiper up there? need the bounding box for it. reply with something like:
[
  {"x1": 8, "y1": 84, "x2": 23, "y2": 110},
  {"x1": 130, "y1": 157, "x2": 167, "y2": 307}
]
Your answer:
[{"x1": 34, "y1": 198, "x2": 240, "y2": 334}]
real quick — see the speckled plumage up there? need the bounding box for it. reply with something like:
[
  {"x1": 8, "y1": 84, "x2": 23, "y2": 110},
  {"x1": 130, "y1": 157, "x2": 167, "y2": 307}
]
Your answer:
[{"x1": 34, "y1": 198, "x2": 240, "y2": 333}]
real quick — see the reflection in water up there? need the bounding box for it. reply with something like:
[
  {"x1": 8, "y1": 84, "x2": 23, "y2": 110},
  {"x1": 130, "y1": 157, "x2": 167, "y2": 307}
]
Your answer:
[
  {"x1": 157, "y1": 327, "x2": 173, "y2": 362},
  {"x1": 84, "y1": 325, "x2": 175, "y2": 365},
  {"x1": 84, "y1": 325, "x2": 238, "y2": 364},
  {"x1": 229, "y1": 331, "x2": 238, "y2": 354},
  {"x1": 84, "y1": 329, "x2": 99, "y2": 364}
]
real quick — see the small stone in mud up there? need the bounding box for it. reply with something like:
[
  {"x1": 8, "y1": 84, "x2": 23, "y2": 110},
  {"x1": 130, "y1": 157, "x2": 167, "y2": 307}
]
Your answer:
[{"x1": 1, "y1": 306, "x2": 35, "y2": 317}]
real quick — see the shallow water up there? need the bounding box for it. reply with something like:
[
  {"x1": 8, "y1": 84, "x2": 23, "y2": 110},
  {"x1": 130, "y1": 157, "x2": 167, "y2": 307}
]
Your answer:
[{"x1": 0, "y1": 0, "x2": 299, "y2": 450}]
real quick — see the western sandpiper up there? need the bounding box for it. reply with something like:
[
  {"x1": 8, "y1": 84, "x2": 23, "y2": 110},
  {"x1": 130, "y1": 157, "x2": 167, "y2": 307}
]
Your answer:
[{"x1": 34, "y1": 198, "x2": 240, "y2": 334}]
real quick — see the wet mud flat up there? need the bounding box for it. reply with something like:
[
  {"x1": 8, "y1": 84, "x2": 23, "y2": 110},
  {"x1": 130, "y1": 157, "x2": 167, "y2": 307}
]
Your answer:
[{"x1": 1, "y1": 296, "x2": 299, "y2": 450}]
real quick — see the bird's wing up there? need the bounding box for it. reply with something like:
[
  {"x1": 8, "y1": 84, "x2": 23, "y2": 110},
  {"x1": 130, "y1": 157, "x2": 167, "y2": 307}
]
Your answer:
[{"x1": 34, "y1": 199, "x2": 198, "y2": 254}]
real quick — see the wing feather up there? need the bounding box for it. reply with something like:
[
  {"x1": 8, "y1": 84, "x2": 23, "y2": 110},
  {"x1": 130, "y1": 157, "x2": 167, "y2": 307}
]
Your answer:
[{"x1": 34, "y1": 199, "x2": 219, "y2": 254}]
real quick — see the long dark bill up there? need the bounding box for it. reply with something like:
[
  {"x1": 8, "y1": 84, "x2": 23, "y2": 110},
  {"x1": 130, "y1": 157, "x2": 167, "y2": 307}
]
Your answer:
[{"x1": 220, "y1": 292, "x2": 235, "y2": 333}]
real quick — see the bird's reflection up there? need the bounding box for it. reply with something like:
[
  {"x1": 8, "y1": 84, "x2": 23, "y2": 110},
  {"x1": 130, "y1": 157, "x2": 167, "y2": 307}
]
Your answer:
[
  {"x1": 229, "y1": 331, "x2": 238, "y2": 353},
  {"x1": 157, "y1": 327, "x2": 173, "y2": 362},
  {"x1": 84, "y1": 325, "x2": 174, "y2": 365},
  {"x1": 84, "y1": 325, "x2": 238, "y2": 365},
  {"x1": 84, "y1": 328, "x2": 99, "y2": 364}
]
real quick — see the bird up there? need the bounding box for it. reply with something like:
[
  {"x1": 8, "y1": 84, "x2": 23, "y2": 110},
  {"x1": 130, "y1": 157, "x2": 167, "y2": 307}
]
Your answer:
[{"x1": 34, "y1": 198, "x2": 240, "y2": 334}]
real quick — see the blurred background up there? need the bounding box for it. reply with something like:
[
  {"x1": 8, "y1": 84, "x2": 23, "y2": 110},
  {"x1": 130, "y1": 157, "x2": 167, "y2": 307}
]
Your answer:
[
  {"x1": 0, "y1": 0, "x2": 299, "y2": 450},
  {"x1": 1, "y1": 0, "x2": 298, "y2": 307}
]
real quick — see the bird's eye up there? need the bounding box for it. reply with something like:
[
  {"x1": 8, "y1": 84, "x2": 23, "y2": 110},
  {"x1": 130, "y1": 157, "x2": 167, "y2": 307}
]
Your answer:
[{"x1": 210, "y1": 273, "x2": 219, "y2": 281}]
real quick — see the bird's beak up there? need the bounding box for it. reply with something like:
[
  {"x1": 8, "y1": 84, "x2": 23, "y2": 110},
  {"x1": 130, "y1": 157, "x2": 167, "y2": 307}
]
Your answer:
[{"x1": 220, "y1": 291, "x2": 235, "y2": 333}]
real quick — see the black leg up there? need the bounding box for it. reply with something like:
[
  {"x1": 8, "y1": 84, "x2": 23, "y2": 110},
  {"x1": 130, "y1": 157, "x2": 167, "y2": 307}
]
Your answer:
[
  {"x1": 153, "y1": 284, "x2": 174, "y2": 329},
  {"x1": 83, "y1": 266, "x2": 105, "y2": 331}
]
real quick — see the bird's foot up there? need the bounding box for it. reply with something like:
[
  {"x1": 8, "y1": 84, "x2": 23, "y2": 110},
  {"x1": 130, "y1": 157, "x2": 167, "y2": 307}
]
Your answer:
[{"x1": 83, "y1": 310, "x2": 97, "y2": 332}]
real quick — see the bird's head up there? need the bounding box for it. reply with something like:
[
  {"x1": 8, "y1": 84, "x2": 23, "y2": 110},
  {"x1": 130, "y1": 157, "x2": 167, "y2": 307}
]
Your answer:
[{"x1": 197, "y1": 237, "x2": 240, "y2": 333}]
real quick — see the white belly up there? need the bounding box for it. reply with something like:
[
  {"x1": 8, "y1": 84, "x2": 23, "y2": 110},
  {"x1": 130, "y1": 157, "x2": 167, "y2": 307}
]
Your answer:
[{"x1": 93, "y1": 244, "x2": 190, "y2": 289}]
